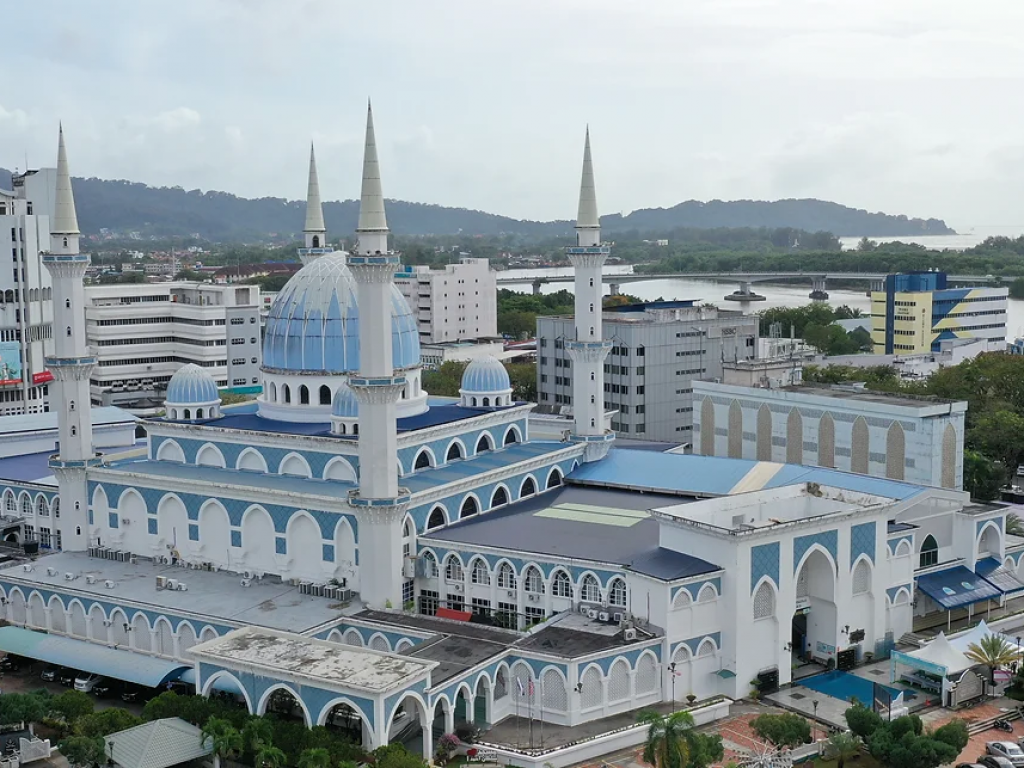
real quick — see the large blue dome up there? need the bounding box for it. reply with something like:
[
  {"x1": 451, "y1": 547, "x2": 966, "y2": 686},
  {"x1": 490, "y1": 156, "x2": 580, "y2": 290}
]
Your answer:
[
  {"x1": 166, "y1": 364, "x2": 219, "y2": 404},
  {"x1": 262, "y1": 252, "x2": 420, "y2": 373}
]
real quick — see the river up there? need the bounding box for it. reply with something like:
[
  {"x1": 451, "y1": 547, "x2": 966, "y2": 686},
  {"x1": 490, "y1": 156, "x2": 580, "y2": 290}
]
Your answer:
[{"x1": 499, "y1": 263, "x2": 1024, "y2": 341}]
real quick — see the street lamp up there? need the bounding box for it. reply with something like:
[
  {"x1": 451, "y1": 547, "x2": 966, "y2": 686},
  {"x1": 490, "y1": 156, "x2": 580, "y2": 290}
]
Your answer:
[
  {"x1": 669, "y1": 662, "x2": 677, "y2": 711},
  {"x1": 812, "y1": 700, "x2": 819, "y2": 741}
]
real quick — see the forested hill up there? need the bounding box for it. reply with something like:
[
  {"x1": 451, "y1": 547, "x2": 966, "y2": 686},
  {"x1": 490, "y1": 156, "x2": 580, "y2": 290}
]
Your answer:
[{"x1": 0, "y1": 169, "x2": 954, "y2": 241}]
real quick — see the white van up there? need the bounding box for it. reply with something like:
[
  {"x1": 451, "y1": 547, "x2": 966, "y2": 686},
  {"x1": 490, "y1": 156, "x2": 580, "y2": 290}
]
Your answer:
[{"x1": 74, "y1": 673, "x2": 103, "y2": 692}]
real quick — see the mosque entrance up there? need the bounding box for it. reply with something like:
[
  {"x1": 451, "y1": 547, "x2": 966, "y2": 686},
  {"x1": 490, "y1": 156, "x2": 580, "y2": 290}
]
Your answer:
[{"x1": 791, "y1": 549, "x2": 838, "y2": 667}]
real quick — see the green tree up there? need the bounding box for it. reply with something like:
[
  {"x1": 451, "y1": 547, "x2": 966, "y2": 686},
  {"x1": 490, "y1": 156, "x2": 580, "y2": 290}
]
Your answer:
[
  {"x1": 255, "y1": 745, "x2": 287, "y2": 768},
  {"x1": 749, "y1": 713, "x2": 811, "y2": 748},
  {"x1": 373, "y1": 744, "x2": 428, "y2": 768},
  {"x1": 969, "y1": 409, "x2": 1024, "y2": 484},
  {"x1": 965, "y1": 634, "x2": 1019, "y2": 682},
  {"x1": 51, "y1": 690, "x2": 95, "y2": 723},
  {"x1": 932, "y1": 718, "x2": 969, "y2": 752},
  {"x1": 75, "y1": 709, "x2": 143, "y2": 738},
  {"x1": 243, "y1": 718, "x2": 274, "y2": 755},
  {"x1": 59, "y1": 735, "x2": 106, "y2": 768},
  {"x1": 682, "y1": 731, "x2": 724, "y2": 768},
  {"x1": 506, "y1": 362, "x2": 537, "y2": 402},
  {"x1": 202, "y1": 717, "x2": 243, "y2": 768},
  {"x1": 0, "y1": 692, "x2": 49, "y2": 727},
  {"x1": 637, "y1": 710, "x2": 694, "y2": 768},
  {"x1": 296, "y1": 747, "x2": 332, "y2": 768},
  {"x1": 963, "y1": 449, "x2": 1004, "y2": 501},
  {"x1": 844, "y1": 704, "x2": 883, "y2": 740},
  {"x1": 823, "y1": 731, "x2": 860, "y2": 768}
]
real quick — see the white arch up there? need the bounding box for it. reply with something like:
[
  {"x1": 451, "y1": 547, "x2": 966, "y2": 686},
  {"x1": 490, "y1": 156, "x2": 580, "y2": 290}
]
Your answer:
[
  {"x1": 635, "y1": 650, "x2": 659, "y2": 695},
  {"x1": 395, "y1": 638, "x2": 415, "y2": 653},
  {"x1": 672, "y1": 588, "x2": 693, "y2": 610},
  {"x1": 195, "y1": 443, "x2": 226, "y2": 469},
  {"x1": 333, "y1": 517, "x2": 356, "y2": 573},
  {"x1": 153, "y1": 616, "x2": 175, "y2": 656},
  {"x1": 540, "y1": 665, "x2": 569, "y2": 711},
  {"x1": 412, "y1": 447, "x2": 436, "y2": 471},
  {"x1": 202, "y1": 670, "x2": 253, "y2": 713},
  {"x1": 92, "y1": 485, "x2": 109, "y2": 515},
  {"x1": 199, "y1": 626, "x2": 218, "y2": 643},
  {"x1": 26, "y1": 591, "x2": 46, "y2": 629},
  {"x1": 257, "y1": 683, "x2": 312, "y2": 726},
  {"x1": 7, "y1": 587, "x2": 25, "y2": 624},
  {"x1": 285, "y1": 510, "x2": 325, "y2": 581},
  {"x1": 67, "y1": 598, "x2": 88, "y2": 638},
  {"x1": 109, "y1": 608, "x2": 129, "y2": 647},
  {"x1": 156, "y1": 493, "x2": 190, "y2": 552},
  {"x1": 503, "y1": 424, "x2": 523, "y2": 445},
  {"x1": 696, "y1": 637, "x2": 718, "y2": 656},
  {"x1": 578, "y1": 570, "x2": 603, "y2": 603},
  {"x1": 794, "y1": 543, "x2": 838, "y2": 578},
  {"x1": 156, "y1": 439, "x2": 186, "y2": 463},
  {"x1": 672, "y1": 644, "x2": 693, "y2": 664},
  {"x1": 323, "y1": 456, "x2": 357, "y2": 483},
  {"x1": 894, "y1": 539, "x2": 912, "y2": 558},
  {"x1": 368, "y1": 633, "x2": 391, "y2": 653},
  {"x1": 177, "y1": 621, "x2": 198, "y2": 658},
  {"x1": 236, "y1": 447, "x2": 268, "y2": 473},
  {"x1": 131, "y1": 612, "x2": 152, "y2": 651},
  {"x1": 545, "y1": 466, "x2": 564, "y2": 489},
  {"x1": 458, "y1": 492, "x2": 482, "y2": 519},
  {"x1": 88, "y1": 603, "x2": 107, "y2": 641},
  {"x1": 197, "y1": 500, "x2": 231, "y2": 568},
  {"x1": 383, "y1": 690, "x2": 429, "y2": 739},
  {"x1": 890, "y1": 586, "x2": 912, "y2": 605},
  {"x1": 607, "y1": 657, "x2": 631, "y2": 702},
  {"x1": 489, "y1": 483, "x2": 512, "y2": 509},
  {"x1": 752, "y1": 577, "x2": 778, "y2": 620},
  {"x1": 278, "y1": 452, "x2": 312, "y2": 478},
  {"x1": 444, "y1": 438, "x2": 467, "y2": 463},
  {"x1": 241, "y1": 505, "x2": 275, "y2": 567},
  {"x1": 518, "y1": 474, "x2": 538, "y2": 498},
  {"x1": 316, "y1": 695, "x2": 374, "y2": 743},
  {"x1": 343, "y1": 629, "x2": 364, "y2": 647},
  {"x1": 47, "y1": 595, "x2": 66, "y2": 634},
  {"x1": 425, "y1": 505, "x2": 449, "y2": 531},
  {"x1": 977, "y1": 521, "x2": 1002, "y2": 554},
  {"x1": 326, "y1": 629, "x2": 343, "y2": 643},
  {"x1": 696, "y1": 583, "x2": 718, "y2": 602}
]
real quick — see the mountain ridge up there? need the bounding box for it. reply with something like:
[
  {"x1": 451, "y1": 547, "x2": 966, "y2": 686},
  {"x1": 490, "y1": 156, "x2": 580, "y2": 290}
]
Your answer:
[{"x1": 0, "y1": 168, "x2": 955, "y2": 241}]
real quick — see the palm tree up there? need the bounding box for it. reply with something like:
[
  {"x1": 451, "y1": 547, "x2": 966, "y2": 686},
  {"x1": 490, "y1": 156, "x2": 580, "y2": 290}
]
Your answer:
[
  {"x1": 242, "y1": 718, "x2": 274, "y2": 755},
  {"x1": 638, "y1": 710, "x2": 694, "y2": 768},
  {"x1": 255, "y1": 745, "x2": 287, "y2": 768},
  {"x1": 823, "y1": 731, "x2": 860, "y2": 768},
  {"x1": 202, "y1": 718, "x2": 242, "y2": 768},
  {"x1": 965, "y1": 634, "x2": 1019, "y2": 682},
  {"x1": 296, "y1": 748, "x2": 331, "y2": 768}
]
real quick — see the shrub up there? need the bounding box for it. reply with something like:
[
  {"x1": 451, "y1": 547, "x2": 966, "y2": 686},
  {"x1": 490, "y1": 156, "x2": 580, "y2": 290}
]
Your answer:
[{"x1": 750, "y1": 713, "x2": 811, "y2": 748}]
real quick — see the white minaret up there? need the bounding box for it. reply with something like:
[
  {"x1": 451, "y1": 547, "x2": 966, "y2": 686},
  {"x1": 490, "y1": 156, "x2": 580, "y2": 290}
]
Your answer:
[
  {"x1": 43, "y1": 126, "x2": 99, "y2": 551},
  {"x1": 566, "y1": 128, "x2": 615, "y2": 462},
  {"x1": 346, "y1": 103, "x2": 409, "y2": 609},
  {"x1": 298, "y1": 143, "x2": 330, "y2": 264}
]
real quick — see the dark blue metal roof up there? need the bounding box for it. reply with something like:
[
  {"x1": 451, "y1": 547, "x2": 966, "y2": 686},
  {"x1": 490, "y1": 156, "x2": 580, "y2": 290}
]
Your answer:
[{"x1": 916, "y1": 565, "x2": 1001, "y2": 609}]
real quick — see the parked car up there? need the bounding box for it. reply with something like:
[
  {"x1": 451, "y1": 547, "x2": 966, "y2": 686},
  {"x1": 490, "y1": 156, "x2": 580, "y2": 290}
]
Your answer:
[
  {"x1": 979, "y1": 755, "x2": 1017, "y2": 768},
  {"x1": 40, "y1": 666, "x2": 62, "y2": 682},
  {"x1": 58, "y1": 669, "x2": 77, "y2": 687},
  {"x1": 959, "y1": 763, "x2": 990, "y2": 768},
  {"x1": 988, "y1": 743, "x2": 1024, "y2": 768},
  {"x1": 74, "y1": 673, "x2": 104, "y2": 693},
  {"x1": 91, "y1": 679, "x2": 117, "y2": 698},
  {"x1": 0, "y1": 655, "x2": 25, "y2": 672},
  {"x1": 121, "y1": 684, "x2": 158, "y2": 703}
]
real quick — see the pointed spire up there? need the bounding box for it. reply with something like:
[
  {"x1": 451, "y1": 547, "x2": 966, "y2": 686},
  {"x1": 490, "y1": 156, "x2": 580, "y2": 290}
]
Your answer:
[
  {"x1": 52, "y1": 124, "x2": 80, "y2": 235},
  {"x1": 304, "y1": 143, "x2": 326, "y2": 234},
  {"x1": 576, "y1": 126, "x2": 599, "y2": 230},
  {"x1": 356, "y1": 101, "x2": 388, "y2": 233}
]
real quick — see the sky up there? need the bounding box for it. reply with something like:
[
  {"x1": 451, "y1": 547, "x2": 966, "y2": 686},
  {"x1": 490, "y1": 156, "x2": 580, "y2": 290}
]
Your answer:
[{"x1": 3, "y1": 0, "x2": 1024, "y2": 230}]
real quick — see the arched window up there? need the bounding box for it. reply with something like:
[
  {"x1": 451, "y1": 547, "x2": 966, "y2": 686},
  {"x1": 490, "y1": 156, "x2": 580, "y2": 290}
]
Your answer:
[
  {"x1": 446, "y1": 442, "x2": 463, "y2": 462},
  {"x1": 476, "y1": 434, "x2": 492, "y2": 454},
  {"x1": 184, "y1": 409, "x2": 191, "y2": 419},
  {"x1": 460, "y1": 496, "x2": 479, "y2": 518},
  {"x1": 521, "y1": 477, "x2": 537, "y2": 497},
  {"x1": 422, "y1": 551, "x2": 439, "y2": 577},
  {"x1": 62, "y1": 237, "x2": 68, "y2": 248},
  {"x1": 270, "y1": 382, "x2": 277, "y2": 401},
  {"x1": 490, "y1": 486, "x2": 508, "y2": 508},
  {"x1": 66, "y1": 326, "x2": 72, "y2": 336},
  {"x1": 319, "y1": 385, "x2": 331, "y2": 405},
  {"x1": 471, "y1": 559, "x2": 490, "y2": 585},
  {"x1": 852, "y1": 559, "x2": 871, "y2": 595},
  {"x1": 70, "y1": 401, "x2": 75, "y2": 411},
  {"x1": 497, "y1": 563, "x2": 517, "y2": 589},
  {"x1": 547, "y1": 469, "x2": 563, "y2": 489},
  {"x1": 312, "y1": 235, "x2": 320, "y2": 247},
  {"x1": 753, "y1": 581, "x2": 776, "y2": 619},
  {"x1": 427, "y1": 507, "x2": 446, "y2": 530},
  {"x1": 504, "y1": 428, "x2": 519, "y2": 446},
  {"x1": 353, "y1": 424, "x2": 358, "y2": 435},
  {"x1": 482, "y1": 397, "x2": 490, "y2": 407},
  {"x1": 283, "y1": 385, "x2": 291, "y2": 404},
  {"x1": 299, "y1": 385, "x2": 309, "y2": 405},
  {"x1": 552, "y1": 570, "x2": 572, "y2": 598},
  {"x1": 608, "y1": 578, "x2": 627, "y2": 607},
  {"x1": 65, "y1": 298, "x2": 70, "y2": 309},
  {"x1": 196, "y1": 408, "x2": 203, "y2": 419},
  {"x1": 414, "y1": 451, "x2": 431, "y2": 470},
  {"x1": 580, "y1": 574, "x2": 601, "y2": 603},
  {"x1": 70, "y1": 426, "x2": 77, "y2": 436},
  {"x1": 445, "y1": 556, "x2": 463, "y2": 582},
  {"x1": 524, "y1": 566, "x2": 543, "y2": 593},
  {"x1": 920, "y1": 534, "x2": 939, "y2": 568},
  {"x1": 590, "y1": 372, "x2": 595, "y2": 381}
]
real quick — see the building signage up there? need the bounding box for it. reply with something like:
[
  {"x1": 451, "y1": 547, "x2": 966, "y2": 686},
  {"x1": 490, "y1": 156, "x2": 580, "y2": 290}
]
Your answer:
[
  {"x1": 32, "y1": 371, "x2": 53, "y2": 385},
  {"x1": 0, "y1": 342, "x2": 22, "y2": 386}
]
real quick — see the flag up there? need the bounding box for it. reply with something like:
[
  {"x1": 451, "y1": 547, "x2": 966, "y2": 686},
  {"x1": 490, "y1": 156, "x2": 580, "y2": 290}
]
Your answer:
[{"x1": 516, "y1": 677, "x2": 525, "y2": 696}]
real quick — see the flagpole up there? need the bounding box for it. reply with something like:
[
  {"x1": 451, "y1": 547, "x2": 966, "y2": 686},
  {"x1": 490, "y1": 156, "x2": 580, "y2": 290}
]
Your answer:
[
  {"x1": 539, "y1": 677, "x2": 545, "y2": 748},
  {"x1": 515, "y1": 678, "x2": 520, "y2": 749},
  {"x1": 529, "y1": 675, "x2": 535, "y2": 749}
]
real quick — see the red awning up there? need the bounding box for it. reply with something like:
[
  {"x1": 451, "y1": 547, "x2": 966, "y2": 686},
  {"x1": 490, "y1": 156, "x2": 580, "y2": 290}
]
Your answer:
[{"x1": 436, "y1": 607, "x2": 472, "y2": 622}]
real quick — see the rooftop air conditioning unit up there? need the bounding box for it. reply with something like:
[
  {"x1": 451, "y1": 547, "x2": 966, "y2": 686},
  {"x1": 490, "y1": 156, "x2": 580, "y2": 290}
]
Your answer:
[
  {"x1": 243, "y1": 570, "x2": 254, "y2": 580},
  {"x1": 598, "y1": 611, "x2": 610, "y2": 622},
  {"x1": 103, "y1": 619, "x2": 112, "y2": 627},
  {"x1": 578, "y1": 604, "x2": 590, "y2": 615},
  {"x1": 176, "y1": 582, "x2": 187, "y2": 591},
  {"x1": 105, "y1": 580, "x2": 116, "y2": 589},
  {"x1": 64, "y1": 572, "x2": 76, "y2": 581},
  {"x1": 586, "y1": 608, "x2": 599, "y2": 619},
  {"x1": 240, "y1": 579, "x2": 252, "y2": 588},
  {"x1": 155, "y1": 576, "x2": 167, "y2": 590},
  {"x1": 528, "y1": 594, "x2": 539, "y2": 602},
  {"x1": 129, "y1": 557, "x2": 137, "y2": 565},
  {"x1": 613, "y1": 612, "x2": 625, "y2": 624},
  {"x1": 85, "y1": 575, "x2": 96, "y2": 585},
  {"x1": 299, "y1": 582, "x2": 312, "y2": 596},
  {"x1": 506, "y1": 590, "x2": 516, "y2": 599},
  {"x1": 46, "y1": 567, "x2": 57, "y2": 577},
  {"x1": 21, "y1": 565, "x2": 32, "y2": 572},
  {"x1": 624, "y1": 628, "x2": 638, "y2": 641},
  {"x1": 335, "y1": 588, "x2": 352, "y2": 602},
  {"x1": 165, "y1": 578, "x2": 178, "y2": 590}
]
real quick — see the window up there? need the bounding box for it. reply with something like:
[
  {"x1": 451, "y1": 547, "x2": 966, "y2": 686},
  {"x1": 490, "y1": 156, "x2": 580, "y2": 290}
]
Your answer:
[
  {"x1": 427, "y1": 507, "x2": 446, "y2": 530},
  {"x1": 753, "y1": 581, "x2": 776, "y2": 619},
  {"x1": 446, "y1": 442, "x2": 463, "y2": 462},
  {"x1": 460, "y1": 496, "x2": 479, "y2": 518},
  {"x1": 472, "y1": 559, "x2": 491, "y2": 585},
  {"x1": 491, "y1": 486, "x2": 508, "y2": 508},
  {"x1": 580, "y1": 574, "x2": 601, "y2": 603},
  {"x1": 523, "y1": 566, "x2": 544, "y2": 593},
  {"x1": 445, "y1": 556, "x2": 464, "y2": 582},
  {"x1": 422, "y1": 551, "x2": 439, "y2": 577},
  {"x1": 498, "y1": 563, "x2": 517, "y2": 589},
  {"x1": 919, "y1": 534, "x2": 939, "y2": 568},
  {"x1": 319, "y1": 385, "x2": 331, "y2": 405},
  {"x1": 419, "y1": 590, "x2": 439, "y2": 616},
  {"x1": 521, "y1": 477, "x2": 537, "y2": 497},
  {"x1": 852, "y1": 560, "x2": 871, "y2": 595},
  {"x1": 608, "y1": 578, "x2": 626, "y2": 607},
  {"x1": 552, "y1": 570, "x2": 572, "y2": 598},
  {"x1": 414, "y1": 451, "x2": 431, "y2": 470}
]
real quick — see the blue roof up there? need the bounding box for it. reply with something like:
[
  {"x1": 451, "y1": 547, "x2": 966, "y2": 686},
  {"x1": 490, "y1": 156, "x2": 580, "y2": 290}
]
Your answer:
[
  {"x1": 402, "y1": 442, "x2": 567, "y2": 493},
  {"x1": 916, "y1": 565, "x2": 1001, "y2": 609},
  {"x1": 460, "y1": 357, "x2": 511, "y2": 393},
  {"x1": 331, "y1": 383, "x2": 359, "y2": 418},
  {"x1": 262, "y1": 252, "x2": 420, "y2": 373},
  {"x1": 0, "y1": 625, "x2": 189, "y2": 686},
  {"x1": 165, "y1": 364, "x2": 219, "y2": 405},
  {"x1": 104, "y1": 459, "x2": 356, "y2": 496},
  {"x1": 570, "y1": 449, "x2": 926, "y2": 501}
]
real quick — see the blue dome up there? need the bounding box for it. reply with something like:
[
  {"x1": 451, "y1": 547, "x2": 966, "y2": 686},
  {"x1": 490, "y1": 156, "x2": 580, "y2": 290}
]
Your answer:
[
  {"x1": 332, "y1": 383, "x2": 359, "y2": 418},
  {"x1": 461, "y1": 356, "x2": 511, "y2": 393},
  {"x1": 166, "y1": 364, "x2": 219, "y2": 404},
  {"x1": 262, "y1": 252, "x2": 420, "y2": 374}
]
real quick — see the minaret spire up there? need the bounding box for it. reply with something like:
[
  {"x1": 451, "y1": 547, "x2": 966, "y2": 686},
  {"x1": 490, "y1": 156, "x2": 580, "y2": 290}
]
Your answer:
[
  {"x1": 299, "y1": 143, "x2": 329, "y2": 263},
  {"x1": 52, "y1": 124, "x2": 80, "y2": 237},
  {"x1": 565, "y1": 127, "x2": 615, "y2": 461},
  {"x1": 356, "y1": 101, "x2": 389, "y2": 254}
]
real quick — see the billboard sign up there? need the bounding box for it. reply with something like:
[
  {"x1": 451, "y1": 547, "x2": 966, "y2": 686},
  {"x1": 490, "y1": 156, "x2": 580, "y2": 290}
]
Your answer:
[{"x1": 0, "y1": 342, "x2": 22, "y2": 386}]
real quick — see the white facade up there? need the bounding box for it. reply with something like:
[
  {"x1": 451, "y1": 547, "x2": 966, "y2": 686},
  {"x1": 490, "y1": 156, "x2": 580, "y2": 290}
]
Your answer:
[
  {"x1": 395, "y1": 258, "x2": 497, "y2": 343},
  {"x1": 84, "y1": 282, "x2": 260, "y2": 409},
  {"x1": 693, "y1": 380, "x2": 967, "y2": 490},
  {"x1": 0, "y1": 170, "x2": 57, "y2": 416}
]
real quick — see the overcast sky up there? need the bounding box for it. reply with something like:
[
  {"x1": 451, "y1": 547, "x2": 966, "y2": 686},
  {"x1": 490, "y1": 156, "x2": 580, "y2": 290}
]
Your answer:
[{"x1": 3, "y1": 0, "x2": 1023, "y2": 229}]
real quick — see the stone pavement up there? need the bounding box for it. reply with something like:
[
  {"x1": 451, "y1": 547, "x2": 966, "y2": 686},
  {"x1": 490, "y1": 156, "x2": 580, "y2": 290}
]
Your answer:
[{"x1": 920, "y1": 696, "x2": 1024, "y2": 765}]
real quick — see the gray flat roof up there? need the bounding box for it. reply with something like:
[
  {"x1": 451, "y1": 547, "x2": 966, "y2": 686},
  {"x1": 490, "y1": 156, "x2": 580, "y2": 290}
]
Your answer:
[
  {"x1": 405, "y1": 634, "x2": 510, "y2": 684},
  {"x1": 784, "y1": 384, "x2": 960, "y2": 409},
  {"x1": 0, "y1": 406, "x2": 137, "y2": 435},
  {"x1": 422, "y1": 485, "x2": 720, "y2": 580},
  {"x1": 0, "y1": 552, "x2": 347, "y2": 633}
]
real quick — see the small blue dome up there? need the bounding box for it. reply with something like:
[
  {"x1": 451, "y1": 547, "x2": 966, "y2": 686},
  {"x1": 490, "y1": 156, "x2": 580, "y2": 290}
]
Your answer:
[
  {"x1": 332, "y1": 382, "x2": 359, "y2": 418},
  {"x1": 166, "y1": 364, "x2": 219, "y2": 404},
  {"x1": 262, "y1": 252, "x2": 420, "y2": 374},
  {"x1": 461, "y1": 356, "x2": 511, "y2": 393}
]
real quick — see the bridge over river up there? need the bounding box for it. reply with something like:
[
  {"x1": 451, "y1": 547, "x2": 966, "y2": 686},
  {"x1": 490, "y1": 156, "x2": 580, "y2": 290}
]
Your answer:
[{"x1": 496, "y1": 270, "x2": 1000, "y2": 301}]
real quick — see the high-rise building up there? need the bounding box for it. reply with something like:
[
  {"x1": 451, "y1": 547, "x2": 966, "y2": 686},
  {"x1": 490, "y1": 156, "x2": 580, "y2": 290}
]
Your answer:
[
  {"x1": 0, "y1": 169, "x2": 57, "y2": 416},
  {"x1": 871, "y1": 271, "x2": 1007, "y2": 354},
  {"x1": 394, "y1": 258, "x2": 497, "y2": 343}
]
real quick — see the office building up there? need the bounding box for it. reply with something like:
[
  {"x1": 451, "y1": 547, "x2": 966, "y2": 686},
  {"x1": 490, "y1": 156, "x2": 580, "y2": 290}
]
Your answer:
[
  {"x1": 537, "y1": 301, "x2": 758, "y2": 443},
  {"x1": 871, "y1": 271, "x2": 1007, "y2": 354},
  {"x1": 85, "y1": 282, "x2": 261, "y2": 411},
  {"x1": 395, "y1": 259, "x2": 497, "y2": 343}
]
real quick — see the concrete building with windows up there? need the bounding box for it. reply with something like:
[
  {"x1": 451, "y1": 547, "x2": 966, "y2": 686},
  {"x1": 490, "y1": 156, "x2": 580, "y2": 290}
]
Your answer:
[
  {"x1": 395, "y1": 259, "x2": 497, "y2": 344},
  {"x1": 0, "y1": 169, "x2": 58, "y2": 416},
  {"x1": 0, "y1": 120, "x2": 1012, "y2": 766},
  {"x1": 85, "y1": 282, "x2": 261, "y2": 411},
  {"x1": 691, "y1": 380, "x2": 966, "y2": 490},
  {"x1": 536, "y1": 301, "x2": 758, "y2": 443},
  {"x1": 871, "y1": 271, "x2": 1007, "y2": 354}
]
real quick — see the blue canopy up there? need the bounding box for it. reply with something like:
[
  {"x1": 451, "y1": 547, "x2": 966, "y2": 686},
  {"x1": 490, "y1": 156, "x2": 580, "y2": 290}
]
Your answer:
[
  {"x1": 916, "y1": 565, "x2": 1001, "y2": 609},
  {"x1": 0, "y1": 626, "x2": 189, "y2": 687},
  {"x1": 975, "y1": 557, "x2": 1024, "y2": 595}
]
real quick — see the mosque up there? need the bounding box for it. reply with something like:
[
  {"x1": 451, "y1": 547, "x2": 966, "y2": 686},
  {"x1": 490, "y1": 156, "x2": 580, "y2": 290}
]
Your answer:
[{"x1": 0, "y1": 109, "x2": 1014, "y2": 764}]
